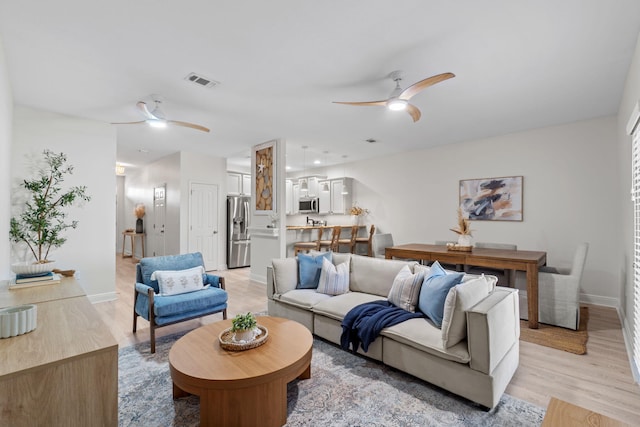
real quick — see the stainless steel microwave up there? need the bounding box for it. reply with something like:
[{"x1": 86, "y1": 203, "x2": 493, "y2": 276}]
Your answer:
[{"x1": 299, "y1": 197, "x2": 319, "y2": 213}]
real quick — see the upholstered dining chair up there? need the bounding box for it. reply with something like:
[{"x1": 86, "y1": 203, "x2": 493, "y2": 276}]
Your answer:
[
  {"x1": 133, "y1": 252, "x2": 228, "y2": 353},
  {"x1": 466, "y1": 242, "x2": 518, "y2": 287},
  {"x1": 516, "y1": 242, "x2": 589, "y2": 330},
  {"x1": 372, "y1": 233, "x2": 394, "y2": 258},
  {"x1": 354, "y1": 224, "x2": 376, "y2": 256}
]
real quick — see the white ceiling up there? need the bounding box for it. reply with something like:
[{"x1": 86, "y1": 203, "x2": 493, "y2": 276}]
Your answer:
[{"x1": 1, "y1": 1, "x2": 640, "y2": 173}]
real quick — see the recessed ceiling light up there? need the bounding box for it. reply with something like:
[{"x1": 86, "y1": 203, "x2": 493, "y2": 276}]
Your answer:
[{"x1": 314, "y1": 159, "x2": 321, "y2": 165}]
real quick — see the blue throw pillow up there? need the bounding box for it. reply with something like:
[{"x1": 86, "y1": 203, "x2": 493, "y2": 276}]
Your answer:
[
  {"x1": 418, "y1": 261, "x2": 464, "y2": 327},
  {"x1": 297, "y1": 252, "x2": 333, "y2": 289}
]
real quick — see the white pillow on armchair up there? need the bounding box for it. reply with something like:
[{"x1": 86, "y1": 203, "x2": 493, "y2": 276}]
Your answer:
[{"x1": 151, "y1": 266, "x2": 209, "y2": 296}]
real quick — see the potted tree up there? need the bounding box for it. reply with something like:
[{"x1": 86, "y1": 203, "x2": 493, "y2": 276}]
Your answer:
[
  {"x1": 231, "y1": 312, "x2": 258, "y2": 342},
  {"x1": 9, "y1": 150, "x2": 91, "y2": 274}
]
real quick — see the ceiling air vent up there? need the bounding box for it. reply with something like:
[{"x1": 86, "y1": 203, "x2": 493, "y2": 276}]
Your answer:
[{"x1": 184, "y1": 72, "x2": 219, "y2": 89}]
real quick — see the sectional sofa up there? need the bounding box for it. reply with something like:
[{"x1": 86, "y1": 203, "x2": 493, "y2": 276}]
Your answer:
[{"x1": 267, "y1": 252, "x2": 520, "y2": 409}]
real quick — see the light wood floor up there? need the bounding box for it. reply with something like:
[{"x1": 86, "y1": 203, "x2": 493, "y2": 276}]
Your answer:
[{"x1": 94, "y1": 255, "x2": 640, "y2": 425}]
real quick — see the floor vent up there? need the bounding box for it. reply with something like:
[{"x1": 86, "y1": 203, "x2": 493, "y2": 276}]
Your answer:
[{"x1": 184, "y1": 73, "x2": 219, "y2": 89}]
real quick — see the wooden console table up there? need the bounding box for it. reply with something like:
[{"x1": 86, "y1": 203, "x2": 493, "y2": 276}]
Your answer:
[
  {"x1": 385, "y1": 243, "x2": 546, "y2": 329},
  {"x1": 122, "y1": 230, "x2": 145, "y2": 259},
  {"x1": 0, "y1": 278, "x2": 118, "y2": 426}
]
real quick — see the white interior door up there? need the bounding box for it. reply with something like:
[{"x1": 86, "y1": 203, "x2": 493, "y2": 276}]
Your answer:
[
  {"x1": 152, "y1": 185, "x2": 166, "y2": 257},
  {"x1": 189, "y1": 182, "x2": 219, "y2": 269}
]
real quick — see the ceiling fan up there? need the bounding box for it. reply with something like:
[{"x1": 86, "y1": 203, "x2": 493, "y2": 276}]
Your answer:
[
  {"x1": 333, "y1": 71, "x2": 455, "y2": 122},
  {"x1": 111, "y1": 99, "x2": 210, "y2": 132}
]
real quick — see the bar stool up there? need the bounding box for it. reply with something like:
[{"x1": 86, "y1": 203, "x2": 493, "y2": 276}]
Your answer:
[
  {"x1": 293, "y1": 229, "x2": 320, "y2": 255},
  {"x1": 354, "y1": 224, "x2": 375, "y2": 256},
  {"x1": 318, "y1": 226, "x2": 340, "y2": 252},
  {"x1": 337, "y1": 225, "x2": 359, "y2": 253}
]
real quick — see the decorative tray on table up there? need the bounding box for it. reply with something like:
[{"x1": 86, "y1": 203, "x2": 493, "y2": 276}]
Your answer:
[
  {"x1": 218, "y1": 325, "x2": 269, "y2": 351},
  {"x1": 446, "y1": 243, "x2": 473, "y2": 252}
]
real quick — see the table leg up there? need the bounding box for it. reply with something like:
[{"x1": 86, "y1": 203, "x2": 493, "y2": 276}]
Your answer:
[
  {"x1": 141, "y1": 235, "x2": 145, "y2": 258},
  {"x1": 526, "y1": 263, "x2": 539, "y2": 329},
  {"x1": 172, "y1": 382, "x2": 191, "y2": 399},
  {"x1": 121, "y1": 234, "x2": 126, "y2": 258}
]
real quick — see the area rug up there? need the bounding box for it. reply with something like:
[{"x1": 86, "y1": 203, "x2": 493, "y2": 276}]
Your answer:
[
  {"x1": 519, "y1": 306, "x2": 589, "y2": 355},
  {"x1": 119, "y1": 332, "x2": 545, "y2": 426}
]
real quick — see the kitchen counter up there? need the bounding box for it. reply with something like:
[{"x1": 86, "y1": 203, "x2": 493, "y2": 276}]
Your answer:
[{"x1": 286, "y1": 224, "x2": 364, "y2": 230}]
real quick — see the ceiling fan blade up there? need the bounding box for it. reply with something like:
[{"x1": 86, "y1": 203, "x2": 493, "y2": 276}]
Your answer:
[
  {"x1": 332, "y1": 101, "x2": 388, "y2": 107},
  {"x1": 168, "y1": 120, "x2": 210, "y2": 133},
  {"x1": 399, "y1": 72, "x2": 455, "y2": 100},
  {"x1": 406, "y1": 104, "x2": 421, "y2": 122},
  {"x1": 136, "y1": 101, "x2": 159, "y2": 120},
  {"x1": 110, "y1": 121, "x2": 146, "y2": 125}
]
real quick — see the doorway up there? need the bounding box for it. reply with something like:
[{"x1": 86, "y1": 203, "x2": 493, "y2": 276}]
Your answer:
[
  {"x1": 188, "y1": 182, "x2": 219, "y2": 269},
  {"x1": 152, "y1": 185, "x2": 166, "y2": 257}
]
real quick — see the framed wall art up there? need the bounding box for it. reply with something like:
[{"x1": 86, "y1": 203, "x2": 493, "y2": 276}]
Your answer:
[
  {"x1": 459, "y1": 176, "x2": 523, "y2": 221},
  {"x1": 253, "y1": 141, "x2": 276, "y2": 214}
]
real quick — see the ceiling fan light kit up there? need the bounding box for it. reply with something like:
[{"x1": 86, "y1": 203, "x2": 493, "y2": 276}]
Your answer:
[{"x1": 333, "y1": 71, "x2": 455, "y2": 122}]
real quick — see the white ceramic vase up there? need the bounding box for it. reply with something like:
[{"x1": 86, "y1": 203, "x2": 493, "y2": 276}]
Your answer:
[
  {"x1": 457, "y1": 234, "x2": 473, "y2": 247},
  {"x1": 233, "y1": 329, "x2": 255, "y2": 342}
]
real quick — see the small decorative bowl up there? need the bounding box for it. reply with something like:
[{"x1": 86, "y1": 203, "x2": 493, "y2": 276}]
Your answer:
[
  {"x1": 0, "y1": 304, "x2": 37, "y2": 339},
  {"x1": 11, "y1": 261, "x2": 56, "y2": 276}
]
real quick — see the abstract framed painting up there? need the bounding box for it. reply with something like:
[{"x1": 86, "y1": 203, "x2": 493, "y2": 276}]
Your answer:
[
  {"x1": 459, "y1": 176, "x2": 523, "y2": 221},
  {"x1": 253, "y1": 140, "x2": 276, "y2": 214}
]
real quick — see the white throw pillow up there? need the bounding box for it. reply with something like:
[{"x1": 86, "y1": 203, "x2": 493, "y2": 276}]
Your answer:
[
  {"x1": 152, "y1": 266, "x2": 207, "y2": 296},
  {"x1": 441, "y1": 274, "x2": 496, "y2": 348},
  {"x1": 316, "y1": 258, "x2": 350, "y2": 295},
  {"x1": 387, "y1": 265, "x2": 425, "y2": 312}
]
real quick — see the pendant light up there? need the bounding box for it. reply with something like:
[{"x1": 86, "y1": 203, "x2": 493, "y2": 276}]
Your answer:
[
  {"x1": 321, "y1": 151, "x2": 330, "y2": 192},
  {"x1": 341, "y1": 155, "x2": 349, "y2": 195},
  {"x1": 300, "y1": 146, "x2": 308, "y2": 193}
]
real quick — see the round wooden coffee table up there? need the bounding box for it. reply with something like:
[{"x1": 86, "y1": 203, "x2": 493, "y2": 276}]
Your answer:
[{"x1": 169, "y1": 316, "x2": 313, "y2": 427}]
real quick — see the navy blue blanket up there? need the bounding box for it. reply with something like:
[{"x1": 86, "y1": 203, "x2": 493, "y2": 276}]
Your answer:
[{"x1": 340, "y1": 300, "x2": 425, "y2": 353}]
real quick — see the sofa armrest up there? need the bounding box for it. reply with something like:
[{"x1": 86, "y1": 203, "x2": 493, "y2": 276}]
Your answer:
[
  {"x1": 466, "y1": 288, "x2": 520, "y2": 374},
  {"x1": 204, "y1": 273, "x2": 225, "y2": 290},
  {"x1": 135, "y1": 282, "x2": 154, "y2": 294},
  {"x1": 267, "y1": 266, "x2": 275, "y2": 300}
]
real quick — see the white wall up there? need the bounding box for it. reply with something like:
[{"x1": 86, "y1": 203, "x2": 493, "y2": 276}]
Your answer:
[
  {"x1": 179, "y1": 151, "x2": 227, "y2": 270},
  {"x1": 295, "y1": 116, "x2": 619, "y2": 306},
  {"x1": 617, "y1": 31, "x2": 640, "y2": 379},
  {"x1": 0, "y1": 37, "x2": 13, "y2": 281},
  {"x1": 11, "y1": 107, "x2": 117, "y2": 301}
]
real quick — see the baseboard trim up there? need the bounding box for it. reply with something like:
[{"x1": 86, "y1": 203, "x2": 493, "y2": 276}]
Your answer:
[
  {"x1": 88, "y1": 291, "x2": 118, "y2": 304},
  {"x1": 250, "y1": 270, "x2": 267, "y2": 284},
  {"x1": 618, "y1": 306, "x2": 640, "y2": 383},
  {"x1": 579, "y1": 292, "x2": 618, "y2": 307}
]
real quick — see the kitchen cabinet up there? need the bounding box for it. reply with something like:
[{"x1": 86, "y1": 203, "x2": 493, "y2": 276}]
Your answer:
[
  {"x1": 299, "y1": 176, "x2": 320, "y2": 198},
  {"x1": 227, "y1": 172, "x2": 252, "y2": 195},
  {"x1": 291, "y1": 182, "x2": 300, "y2": 214},
  {"x1": 317, "y1": 178, "x2": 352, "y2": 214},
  {"x1": 286, "y1": 180, "x2": 293, "y2": 215}
]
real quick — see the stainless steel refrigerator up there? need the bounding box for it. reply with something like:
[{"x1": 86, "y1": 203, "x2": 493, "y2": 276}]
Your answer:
[{"x1": 227, "y1": 195, "x2": 251, "y2": 268}]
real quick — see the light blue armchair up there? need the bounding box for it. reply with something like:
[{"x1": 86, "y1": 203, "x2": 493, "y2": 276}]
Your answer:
[{"x1": 132, "y1": 252, "x2": 228, "y2": 353}]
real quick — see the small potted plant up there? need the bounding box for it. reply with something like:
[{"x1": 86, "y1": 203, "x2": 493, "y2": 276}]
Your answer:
[{"x1": 231, "y1": 312, "x2": 258, "y2": 342}]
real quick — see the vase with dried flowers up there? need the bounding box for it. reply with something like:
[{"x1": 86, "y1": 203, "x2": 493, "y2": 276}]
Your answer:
[
  {"x1": 134, "y1": 204, "x2": 145, "y2": 234},
  {"x1": 349, "y1": 203, "x2": 369, "y2": 226},
  {"x1": 450, "y1": 208, "x2": 473, "y2": 247}
]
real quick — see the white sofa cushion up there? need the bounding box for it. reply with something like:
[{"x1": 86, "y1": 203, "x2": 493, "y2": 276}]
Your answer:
[
  {"x1": 312, "y1": 292, "x2": 386, "y2": 321},
  {"x1": 441, "y1": 274, "x2": 497, "y2": 348},
  {"x1": 381, "y1": 318, "x2": 470, "y2": 363},
  {"x1": 271, "y1": 258, "x2": 298, "y2": 295},
  {"x1": 350, "y1": 254, "x2": 417, "y2": 297},
  {"x1": 279, "y1": 289, "x2": 332, "y2": 309}
]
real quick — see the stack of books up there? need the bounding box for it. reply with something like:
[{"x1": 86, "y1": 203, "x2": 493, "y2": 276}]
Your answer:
[{"x1": 10, "y1": 271, "x2": 62, "y2": 289}]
